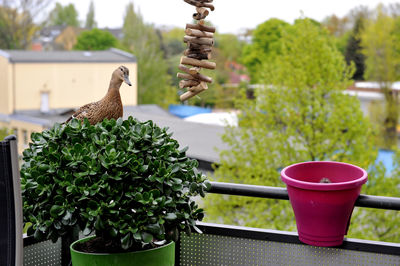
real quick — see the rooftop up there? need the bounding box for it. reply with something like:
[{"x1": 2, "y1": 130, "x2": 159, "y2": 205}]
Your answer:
[
  {"x1": 0, "y1": 48, "x2": 136, "y2": 63},
  {"x1": 4, "y1": 104, "x2": 397, "y2": 171},
  {"x1": 5, "y1": 105, "x2": 228, "y2": 164}
]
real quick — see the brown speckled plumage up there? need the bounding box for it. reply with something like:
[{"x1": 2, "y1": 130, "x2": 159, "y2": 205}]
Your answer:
[{"x1": 65, "y1": 66, "x2": 132, "y2": 125}]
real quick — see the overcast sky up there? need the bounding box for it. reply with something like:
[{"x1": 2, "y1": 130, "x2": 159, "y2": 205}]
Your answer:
[{"x1": 55, "y1": 0, "x2": 400, "y2": 33}]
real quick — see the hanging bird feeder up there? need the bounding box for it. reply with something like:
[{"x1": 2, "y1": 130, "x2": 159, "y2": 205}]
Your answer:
[{"x1": 178, "y1": 0, "x2": 216, "y2": 101}]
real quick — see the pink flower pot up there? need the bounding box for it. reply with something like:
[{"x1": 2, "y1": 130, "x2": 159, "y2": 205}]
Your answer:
[{"x1": 281, "y1": 161, "x2": 367, "y2": 247}]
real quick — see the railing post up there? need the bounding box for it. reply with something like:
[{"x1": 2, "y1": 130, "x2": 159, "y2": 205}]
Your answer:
[
  {"x1": 0, "y1": 135, "x2": 23, "y2": 266},
  {"x1": 175, "y1": 238, "x2": 181, "y2": 266},
  {"x1": 61, "y1": 227, "x2": 79, "y2": 266}
]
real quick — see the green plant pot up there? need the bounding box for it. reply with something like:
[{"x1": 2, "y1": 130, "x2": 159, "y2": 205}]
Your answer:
[{"x1": 70, "y1": 236, "x2": 175, "y2": 266}]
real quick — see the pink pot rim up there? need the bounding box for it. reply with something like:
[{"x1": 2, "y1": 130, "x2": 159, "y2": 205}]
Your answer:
[{"x1": 281, "y1": 161, "x2": 367, "y2": 191}]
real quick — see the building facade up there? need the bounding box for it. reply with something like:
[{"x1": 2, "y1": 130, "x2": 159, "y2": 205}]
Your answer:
[{"x1": 0, "y1": 48, "x2": 137, "y2": 153}]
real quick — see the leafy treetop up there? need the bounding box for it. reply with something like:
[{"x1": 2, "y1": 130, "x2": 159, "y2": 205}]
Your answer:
[
  {"x1": 47, "y1": 2, "x2": 80, "y2": 27},
  {"x1": 205, "y1": 18, "x2": 376, "y2": 232},
  {"x1": 74, "y1": 28, "x2": 118, "y2": 51}
]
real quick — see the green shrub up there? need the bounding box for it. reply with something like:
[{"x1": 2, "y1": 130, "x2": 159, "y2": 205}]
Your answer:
[
  {"x1": 21, "y1": 117, "x2": 209, "y2": 251},
  {"x1": 0, "y1": 127, "x2": 9, "y2": 141}
]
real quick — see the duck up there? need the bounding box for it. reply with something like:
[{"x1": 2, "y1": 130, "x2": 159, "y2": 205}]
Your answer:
[{"x1": 64, "y1": 66, "x2": 132, "y2": 125}]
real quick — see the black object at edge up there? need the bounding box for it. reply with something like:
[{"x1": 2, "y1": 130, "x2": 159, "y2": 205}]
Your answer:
[{"x1": 0, "y1": 138, "x2": 16, "y2": 266}]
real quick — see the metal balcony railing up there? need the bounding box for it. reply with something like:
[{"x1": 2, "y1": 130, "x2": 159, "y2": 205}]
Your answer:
[
  {"x1": 176, "y1": 182, "x2": 400, "y2": 265},
  {"x1": 208, "y1": 181, "x2": 400, "y2": 210},
  {"x1": 3, "y1": 134, "x2": 398, "y2": 265},
  {"x1": 22, "y1": 181, "x2": 400, "y2": 266}
]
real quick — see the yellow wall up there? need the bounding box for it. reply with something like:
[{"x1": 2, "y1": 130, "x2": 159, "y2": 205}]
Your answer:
[
  {"x1": 0, "y1": 56, "x2": 12, "y2": 114},
  {"x1": 13, "y1": 62, "x2": 137, "y2": 111},
  {"x1": 0, "y1": 59, "x2": 137, "y2": 154}
]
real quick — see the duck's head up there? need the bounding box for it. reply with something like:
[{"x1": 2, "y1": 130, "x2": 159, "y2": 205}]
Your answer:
[{"x1": 113, "y1": 66, "x2": 132, "y2": 86}]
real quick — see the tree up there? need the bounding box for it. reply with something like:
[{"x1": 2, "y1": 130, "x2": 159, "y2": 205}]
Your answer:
[
  {"x1": 0, "y1": 127, "x2": 8, "y2": 141},
  {"x1": 361, "y1": 6, "x2": 400, "y2": 148},
  {"x1": 161, "y1": 28, "x2": 185, "y2": 58},
  {"x1": 350, "y1": 161, "x2": 400, "y2": 242},
  {"x1": 122, "y1": 2, "x2": 177, "y2": 107},
  {"x1": 347, "y1": 5, "x2": 371, "y2": 25},
  {"x1": 321, "y1": 15, "x2": 350, "y2": 55},
  {"x1": 241, "y1": 18, "x2": 291, "y2": 83},
  {"x1": 84, "y1": 1, "x2": 97, "y2": 29},
  {"x1": 47, "y1": 2, "x2": 80, "y2": 27},
  {"x1": 384, "y1": 2, "x2": 400, "y2": 17},
  {"x1": 322, "y1": 14, "x2": 350, "y2": 37},
  {"x1": 205, "y1": 19, "x2": 376, "y2": 231},
  {"x1": 215, "y1": 33, "x2": 245, "y2": 62},
  {"x1": 160, "y1": 28, "x2": 186, "y2": 90},
  {"x1": 0, "y1": 0, "x2": 51, "y2": 49},
  {"x1": 74, "y1": 28, "x2": 117, "y2": 50},
  {"x1": 345, "y1": 15, "x2": 366, "y2": 80}
]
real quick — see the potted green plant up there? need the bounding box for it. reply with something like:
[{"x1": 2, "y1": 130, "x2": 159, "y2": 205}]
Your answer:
[{"x1": 21, "y1": 117, "x2": 209, "y2": 265}]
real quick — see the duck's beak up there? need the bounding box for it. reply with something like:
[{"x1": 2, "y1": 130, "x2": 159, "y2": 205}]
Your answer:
[{"x1": 124, "y1": 75, "x2": 132, "y2": 86}]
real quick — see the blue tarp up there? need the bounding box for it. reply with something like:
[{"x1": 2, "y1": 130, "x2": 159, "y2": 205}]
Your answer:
[{"x1": 168, "y1": 105, "x2": 212, "y2": 118}]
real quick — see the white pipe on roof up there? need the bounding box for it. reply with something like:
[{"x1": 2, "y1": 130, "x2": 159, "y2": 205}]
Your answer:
[
  {"x1": 355, "y1": 81, "x2": 400, "y2": 91},
  {"x1": 344, "y1": 90, "x2": 384, "y2": 100}
]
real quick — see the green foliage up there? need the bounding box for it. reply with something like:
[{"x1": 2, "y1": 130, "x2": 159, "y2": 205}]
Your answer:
[
  {"x1": 47, "y1": 2, "x2": 80, "y2": 27},
  {"x1": 349, "y1": 162, "x2": 400, "y2": 242},
  {"x1": 167, "y1": 54, "x2": 182, "y2": 89},
  {"x1": 0, "y1": 0, "x2": 51, "y2": 49},
  {"x1": 331, "y1": 31, "x2": 350, "y2": 57},
  {"x1": 84, "y1": 1, "x2": 97, "y2": 29},
  {"x1": 74, "y1": 28, "x2": 118, "y2": 51},
  {"x1": 241, "y1": 18, "x2": 291, "y2": 82},
  {"x1": 367, "y1": 101, "x2": 388, "y2": 147},
  {"x1": 361, "y1": 6, "x2": 400, "y2": 148},
  {"x1": 321, "y1": 13, "x2": 352, "y2": 55},
  {"x1": 162, "y1": 28, "x2": 186, "y2": 58},
  {"x1": 0, "y1": 6, "x2": 37, "y2": 49},
  {"x1": 205, "y1": 19, "x2": 376, "y2": 231},
  {"x1": 361, "y1": 7, "x2": 400, "y2": 83},
  {"x1": 345, "y1": 16, "x2": 366, "y2": 80},
  {"x1": 164, "y1": 38, "x2": 185, "y2": 58},
  {"x1": 122, "y1": 3, "x2": 178, "y2": 107},
  {"x1": 0, "y1": 127, "x2": 9, "y2": 140},
  {"x1": 162, "y1": 28, "x2": 187, "y2": 92},
  {"x1": 322, "y1": 14, "x2": 349, "y2": 37},
  {"x1": 215, "y1": 33, "x2": 245, "y2": 62},
  {"x1": 214, "y1": 33, "x2": 246, "y2": 83},
  {"x1": 21, "y1": 117, "x2": 209, "y2": 250}
]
